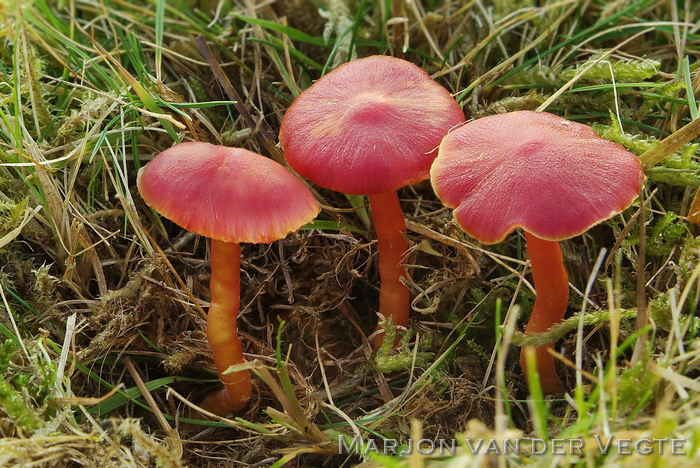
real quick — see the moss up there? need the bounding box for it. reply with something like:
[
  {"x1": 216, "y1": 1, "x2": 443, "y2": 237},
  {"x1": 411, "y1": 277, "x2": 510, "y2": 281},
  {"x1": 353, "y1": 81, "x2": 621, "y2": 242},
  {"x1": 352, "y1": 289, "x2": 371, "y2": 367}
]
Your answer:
[
  {"x1": 0, "y1": 340, "x2": 14, "y2": 373},
  {"x1": 626, "y1": 211, "x2": 686, "y2": 264},
  {"x1": 507, "y1": 58, "x2": 660, "y2": 86},
  {"x1": 505, "y1": 65, "x2": 559, "y2": 86},
  {"x1": 617, "y1": 360, "x2": 657, "y2": 410},
  {"x1": 54, "y1": 93, "x2": 114, "y2": 151},
  {"x1": 482, "y1": 91, "x2": 546, "y2": 115},
  {"x1": 0, "y1": 197, "x2": 28, "y2": 236},
  {"x1": 645, "y1": 212, "x2": 686, "y2": 257},
  {"x1": 26, "y1": 45, "x2": 52, "y2": 138},
  {"x1": 0, "y1": 338, "x2": 58, "y2": 434},
  {"x1": 640, "y1": 291, "x2": 700, "y2": 335},
  {"x1": 320, "y1": 0, "x2": 357, "y2": 67},
  {"x1": 374, "y1": 319, "x2": 435, "y2": 373},
  {"x1": 647, "y1": 293, "x2": 673, "y2": 330},
  {"x1": 560, "y1": 57, "x2": 660, "y2": 82},
  {"x1": 593, "y1": 116, "x2": 700, "y2": 186},
  {"x1": 592, "y1": 119, "x2": 655, "y2": 155},
  {"x1": 31, "y1": 264, "x2": 58, "y2": 312},
  {"x1": 0, "y1": 377, "x2": 41, "y2": 432},
  {"x1": 0, "y1": 167, "x2": 28, "y2": 201},
  {"x1": 221, "y1": 127, "x2": 252, "y2": 146},
  {"x1": 461, "y1": 338, "x2": 489, "y2": 362},
  {"x1": 678, "y1": 236, "x2": 700, "y2": 282}
]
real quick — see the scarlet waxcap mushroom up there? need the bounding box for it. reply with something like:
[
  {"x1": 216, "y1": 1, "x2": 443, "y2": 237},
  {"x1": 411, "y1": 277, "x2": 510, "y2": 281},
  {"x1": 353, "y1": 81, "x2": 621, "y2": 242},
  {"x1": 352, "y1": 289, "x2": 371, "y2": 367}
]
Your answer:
[
  {"x1": 431, "y1": 111, "x2": 642, "y2": 394},
  {"x1": 280, "y1": 55, "x2": 465, "y2": 195},
  {"x1": 137, "y1": 142, "x2": 320, "y2": 415},
  {"x1": 431, "y1": 111, "x2": 642, "y2": 244},
  {"x1": 280, "y1": 55, "x2": 465, "y2": 349},
  {"x1": 137, "y1": 142, "x2": 320, "y2": 244}
]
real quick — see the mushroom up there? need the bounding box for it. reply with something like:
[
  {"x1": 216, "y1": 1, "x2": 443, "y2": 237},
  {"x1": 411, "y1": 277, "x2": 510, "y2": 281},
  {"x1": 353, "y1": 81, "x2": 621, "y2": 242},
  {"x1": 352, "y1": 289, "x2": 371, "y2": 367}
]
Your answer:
[
  {"x1": 137, "y1": 142, "x2": 320, "y2": 414},
  {"x1": 279, "y1": 55, "x2": 464, "y2": 347},
  {"x1": 430, "y1": 111, "x2": 642, "y2": 394}
]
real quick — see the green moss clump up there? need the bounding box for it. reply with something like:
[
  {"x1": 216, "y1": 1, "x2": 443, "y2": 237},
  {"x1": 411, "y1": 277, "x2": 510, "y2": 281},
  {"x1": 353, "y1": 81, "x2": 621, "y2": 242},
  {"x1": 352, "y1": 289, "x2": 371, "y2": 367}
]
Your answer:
[
  {"x1": 483, "y1": 91, "x2": 546, "y2": 115},
  {"x1": 0, "y1": 340, "x2": 15, "y2": 374},
  {"x1": 617, "y1": 360, "x2": 657, "y2": 410},
  {"x1": 593, "y1": 116, "x2": 700, "y2": 186},
  {"x1": 645, "y1": 212, "x2": 687, "y2": 257},
  {"x1": 0, "y1": 339, "x2": 59, "y2": 434},
  {"x1": 505, "y1": 65, "x2": 559, "y2": 86},
  {"x1": 560, "y1": 57, "x2": 660, "y2": 83},
  {"x1": 374, "y1": 319, "x2": 434, "y2": 374},
  {"x1": 0, "y1": 197, "x2": 28, "y2": 236},
  {"x1": 0, "y1": 377, "x2": 41, "y2": 432},
  {"x1": 507, "y1": 58, "x2": 660, "y2": 86},
  {"x1": 591, "y1": 120, "x2": 655, "y2": 155},
  {"x1": 625, "y1": 211, "x2": 686, "y2": 267}
]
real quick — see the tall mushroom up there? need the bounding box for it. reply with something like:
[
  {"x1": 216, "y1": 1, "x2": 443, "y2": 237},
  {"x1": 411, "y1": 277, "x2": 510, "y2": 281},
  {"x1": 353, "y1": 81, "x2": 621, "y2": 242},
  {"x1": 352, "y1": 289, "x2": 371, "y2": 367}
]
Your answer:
[
  {"x1": 279, "y1": 55, "x2": 464, "y2": 347},
  {"x1": 430, "y1": 111, "x2": 642, "y2": 394},
  {"x1": 137, "y1": 142, "x2": 320, "y2": 414}
]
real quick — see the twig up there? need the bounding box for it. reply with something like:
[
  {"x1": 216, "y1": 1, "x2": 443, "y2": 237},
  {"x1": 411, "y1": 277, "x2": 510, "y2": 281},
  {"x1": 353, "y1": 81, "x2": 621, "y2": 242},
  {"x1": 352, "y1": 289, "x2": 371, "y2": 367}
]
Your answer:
[
  {"x1": 194, "y1": 37, "x2": 280, "y2": 161},
  {"x1": 54, "y1": 385, "x2": 124, "y2": 406},
  {"x1": 124, "y1": 357, "x2": 174, "y2": 435}
]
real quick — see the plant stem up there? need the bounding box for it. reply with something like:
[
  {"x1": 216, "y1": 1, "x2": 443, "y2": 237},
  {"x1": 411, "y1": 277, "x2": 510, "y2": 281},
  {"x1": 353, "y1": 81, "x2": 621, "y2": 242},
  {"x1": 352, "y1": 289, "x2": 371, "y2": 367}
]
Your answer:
[
  {"x1": 368, "y1": 191, "x2": 410, "y2": 349},
  {"x1": 520, "y1": 232, "x2": 569, "y2": 394},
  {"x1": 200, "y1": 240, "x2": 252, "y2": 414}
]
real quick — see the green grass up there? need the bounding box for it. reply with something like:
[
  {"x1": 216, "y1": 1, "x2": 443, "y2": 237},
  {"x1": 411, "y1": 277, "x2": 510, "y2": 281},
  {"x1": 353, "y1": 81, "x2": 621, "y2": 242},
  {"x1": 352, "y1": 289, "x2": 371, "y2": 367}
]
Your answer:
[{"x1": 0, "y1": 0, "x2": 699, "y2": 466}]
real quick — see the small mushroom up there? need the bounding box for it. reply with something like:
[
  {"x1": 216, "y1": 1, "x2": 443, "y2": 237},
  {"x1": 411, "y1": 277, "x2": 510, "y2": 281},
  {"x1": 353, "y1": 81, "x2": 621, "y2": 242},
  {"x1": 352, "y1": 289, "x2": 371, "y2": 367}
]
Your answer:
[
  {"x1": 137, "y1": 142, "x2": 320, "y2": 414},
  {"x1": 430, "y1": 111, "x2": 642, "y2": 394},
  {"x1": 280, "y1": 55, "x2": 464, "y2": 347}
]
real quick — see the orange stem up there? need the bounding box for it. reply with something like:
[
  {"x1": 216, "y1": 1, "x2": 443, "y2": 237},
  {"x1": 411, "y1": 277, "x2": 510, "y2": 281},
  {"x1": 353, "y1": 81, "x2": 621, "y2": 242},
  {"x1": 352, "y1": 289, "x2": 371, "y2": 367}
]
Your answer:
[
  {"x1": 199, "y1": 240, "x2": 252, "y2": 415},
  {"x1": 368, "y1": 191, "x2": 410, "y2": 349},
  {"x1": 519, "y1": 232, "x2": 569, "y2": 394}
]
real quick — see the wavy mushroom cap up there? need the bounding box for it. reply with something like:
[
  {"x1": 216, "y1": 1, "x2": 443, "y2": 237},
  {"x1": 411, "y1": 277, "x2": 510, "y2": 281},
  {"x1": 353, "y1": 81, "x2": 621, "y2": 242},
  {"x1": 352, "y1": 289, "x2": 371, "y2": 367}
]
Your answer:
[
  {"x1": 431, "y1": 111, "x2": 643, "y2": 244},
  {"x1": 137, "y1": 142, "x2": 321, "y2": 244},
  {"x1": 280, "y1": 55, "x2": 465, "y2": 195}
]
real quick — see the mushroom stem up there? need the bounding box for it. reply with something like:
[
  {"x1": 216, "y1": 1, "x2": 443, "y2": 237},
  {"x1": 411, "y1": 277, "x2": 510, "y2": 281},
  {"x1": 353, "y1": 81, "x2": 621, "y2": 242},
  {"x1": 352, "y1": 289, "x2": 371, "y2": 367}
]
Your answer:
[
  {"x1": 520, "y1": 232, "x2": 569, "y2": 394},
  {"x1": 368, "y1": 191, "x2": 410, "y2": 349},
  {"x1": 200, "y1": 240, "x2": 252, "y2": 414}
]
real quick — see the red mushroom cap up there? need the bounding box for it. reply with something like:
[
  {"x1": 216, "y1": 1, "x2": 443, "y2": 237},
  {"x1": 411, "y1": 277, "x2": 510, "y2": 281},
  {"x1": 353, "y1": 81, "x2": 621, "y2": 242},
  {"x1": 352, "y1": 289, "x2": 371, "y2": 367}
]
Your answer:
[
  {"x1": 280, "y1": 55, "x2": 465, "y2": 195},
  {"x1": 431, "y1": 111, "x2": 643, "y2": 244},
  {"x1": 137, "y1": 142, "x2": 320, "y2": 244}
]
